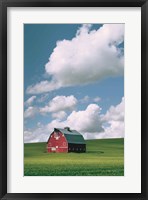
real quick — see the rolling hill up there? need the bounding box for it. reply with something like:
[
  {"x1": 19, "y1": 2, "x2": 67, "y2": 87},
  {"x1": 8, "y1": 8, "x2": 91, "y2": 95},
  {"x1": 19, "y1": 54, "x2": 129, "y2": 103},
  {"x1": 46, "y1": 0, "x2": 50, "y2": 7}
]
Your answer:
[{"x1": 24, "y1": 138, "x2": 124, "y2": 176}]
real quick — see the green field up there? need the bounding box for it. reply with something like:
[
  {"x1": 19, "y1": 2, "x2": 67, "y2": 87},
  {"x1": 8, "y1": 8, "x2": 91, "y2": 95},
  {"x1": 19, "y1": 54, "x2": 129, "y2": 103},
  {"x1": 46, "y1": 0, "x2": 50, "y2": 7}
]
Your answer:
[{"x1": 24, "y1": 138, "x2": 124, "y2": 176}]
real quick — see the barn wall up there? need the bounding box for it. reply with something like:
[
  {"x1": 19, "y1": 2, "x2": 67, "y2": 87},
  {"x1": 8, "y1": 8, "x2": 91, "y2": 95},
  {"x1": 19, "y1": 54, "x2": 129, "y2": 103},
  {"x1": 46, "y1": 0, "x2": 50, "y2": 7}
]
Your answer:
[
  {"x1": 47, "y1": 131, "x2": 68, "y2": 153},
  {"x1": 68, "y1": 143, "x2": 86, "y2": 153}
]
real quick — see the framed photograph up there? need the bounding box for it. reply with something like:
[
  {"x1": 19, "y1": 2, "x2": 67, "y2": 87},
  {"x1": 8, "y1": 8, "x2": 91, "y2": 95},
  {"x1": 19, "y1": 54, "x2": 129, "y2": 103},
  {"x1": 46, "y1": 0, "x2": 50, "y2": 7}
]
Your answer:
[{"x1": 0, "y1": 0, "x2": 147, "y2": 199}]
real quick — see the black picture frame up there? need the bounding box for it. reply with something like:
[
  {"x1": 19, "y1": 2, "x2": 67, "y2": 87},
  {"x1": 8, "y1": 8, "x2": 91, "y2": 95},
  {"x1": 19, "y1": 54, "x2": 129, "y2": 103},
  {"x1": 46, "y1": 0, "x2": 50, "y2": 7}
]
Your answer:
[{"x1": 0, "y1": 0, "x2": 147, "y2": 199}]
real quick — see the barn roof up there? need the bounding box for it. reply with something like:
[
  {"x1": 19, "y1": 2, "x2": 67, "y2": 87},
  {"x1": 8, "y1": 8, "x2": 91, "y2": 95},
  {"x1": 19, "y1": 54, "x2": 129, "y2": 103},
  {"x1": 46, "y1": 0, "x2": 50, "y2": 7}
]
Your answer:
[{"x1": 54, "y1": 128, "x2": 85, "y2": 144}]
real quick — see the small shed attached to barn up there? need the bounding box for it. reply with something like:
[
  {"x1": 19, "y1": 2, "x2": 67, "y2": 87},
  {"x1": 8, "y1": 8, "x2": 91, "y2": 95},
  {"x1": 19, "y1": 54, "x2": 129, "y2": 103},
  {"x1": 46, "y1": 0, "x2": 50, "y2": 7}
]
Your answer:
[{"x1": 47, "y1": 127, "x2": 86, "y2": 153}]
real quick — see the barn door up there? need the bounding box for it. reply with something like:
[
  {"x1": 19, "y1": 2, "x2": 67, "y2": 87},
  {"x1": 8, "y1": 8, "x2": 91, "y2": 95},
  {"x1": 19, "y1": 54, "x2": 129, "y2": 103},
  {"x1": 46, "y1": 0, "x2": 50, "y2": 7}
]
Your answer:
[{"x1": 51, "y1": 147, "x2": 56, "y2": 152}]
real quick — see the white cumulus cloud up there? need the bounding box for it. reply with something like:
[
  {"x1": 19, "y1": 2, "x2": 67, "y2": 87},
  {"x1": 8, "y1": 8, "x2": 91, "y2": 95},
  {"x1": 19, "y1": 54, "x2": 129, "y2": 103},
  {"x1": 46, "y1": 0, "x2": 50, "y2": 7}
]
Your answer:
[
  {"x1": 93, "y1": 97, "x2": 101, "y2": 103},
  {"x1": 103, "y1": 97, "x2": 124, "y2": 122},
  {"x1": 80, "y1": 96, "x2": 101, "y2": 104},
  {"x1": 24, "y1": 124, "x2": 50, "y2": 143},
  {"x1": 26, "y1": 24, "x2": 124, "y2": 94},
  {"x1": 24, "y1": 106, "x2": 38, "y2": 119},
  {"x1": 36, "y1": 93, "x2": 49, "y2": 103},
  {"x1": 24, "y1": 97, "x2": 124, "y2": 142},
  {"x1": 80, "y1": 95, "x2": 90, "y2": 103},
  {"x1": 102, "y1": 97, "x2": 124, "y2": 138},
  {"x1": 65, "y1": 104, "x2": 104, "y2": 133},
  {"x1": 25, "y1": 96, "x2": 36, "y2": 107},
  {"x1": 40, "y1": 95, "x2": 77, "y2": 114},
  {"x1": 24, "y1": 103, "x2": 104, "y2": 143},
  {"x1": 51, "y1": 111, "x2": 67, "y2": 120}
]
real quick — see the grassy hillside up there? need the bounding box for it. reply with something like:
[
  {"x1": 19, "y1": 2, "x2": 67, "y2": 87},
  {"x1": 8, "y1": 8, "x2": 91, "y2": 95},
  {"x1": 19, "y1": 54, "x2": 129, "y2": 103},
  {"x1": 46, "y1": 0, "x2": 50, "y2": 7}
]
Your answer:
[{"x1": 24, "y1": 138, "x2": 124, "y2": 176}]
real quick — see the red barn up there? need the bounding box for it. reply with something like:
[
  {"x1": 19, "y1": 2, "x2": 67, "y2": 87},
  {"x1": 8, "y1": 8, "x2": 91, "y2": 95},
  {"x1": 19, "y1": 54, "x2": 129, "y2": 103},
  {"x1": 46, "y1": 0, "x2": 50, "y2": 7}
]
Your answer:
[{"x1": 47, "y1": 127, "x2": 86, "y2": 153}]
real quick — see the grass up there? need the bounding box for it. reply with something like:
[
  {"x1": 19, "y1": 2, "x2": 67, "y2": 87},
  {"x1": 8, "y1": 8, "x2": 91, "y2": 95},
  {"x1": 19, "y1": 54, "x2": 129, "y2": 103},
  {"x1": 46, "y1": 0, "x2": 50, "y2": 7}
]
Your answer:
[{"x1": 24, "y1": 138, "x2": 124, "y2": 176}]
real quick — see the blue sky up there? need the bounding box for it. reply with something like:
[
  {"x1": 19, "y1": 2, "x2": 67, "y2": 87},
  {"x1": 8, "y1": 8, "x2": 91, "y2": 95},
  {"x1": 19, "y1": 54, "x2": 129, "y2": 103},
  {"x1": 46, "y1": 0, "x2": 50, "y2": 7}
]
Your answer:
[{"x1": 24, "y1": 24, "x2": 124, "y2": 143}]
